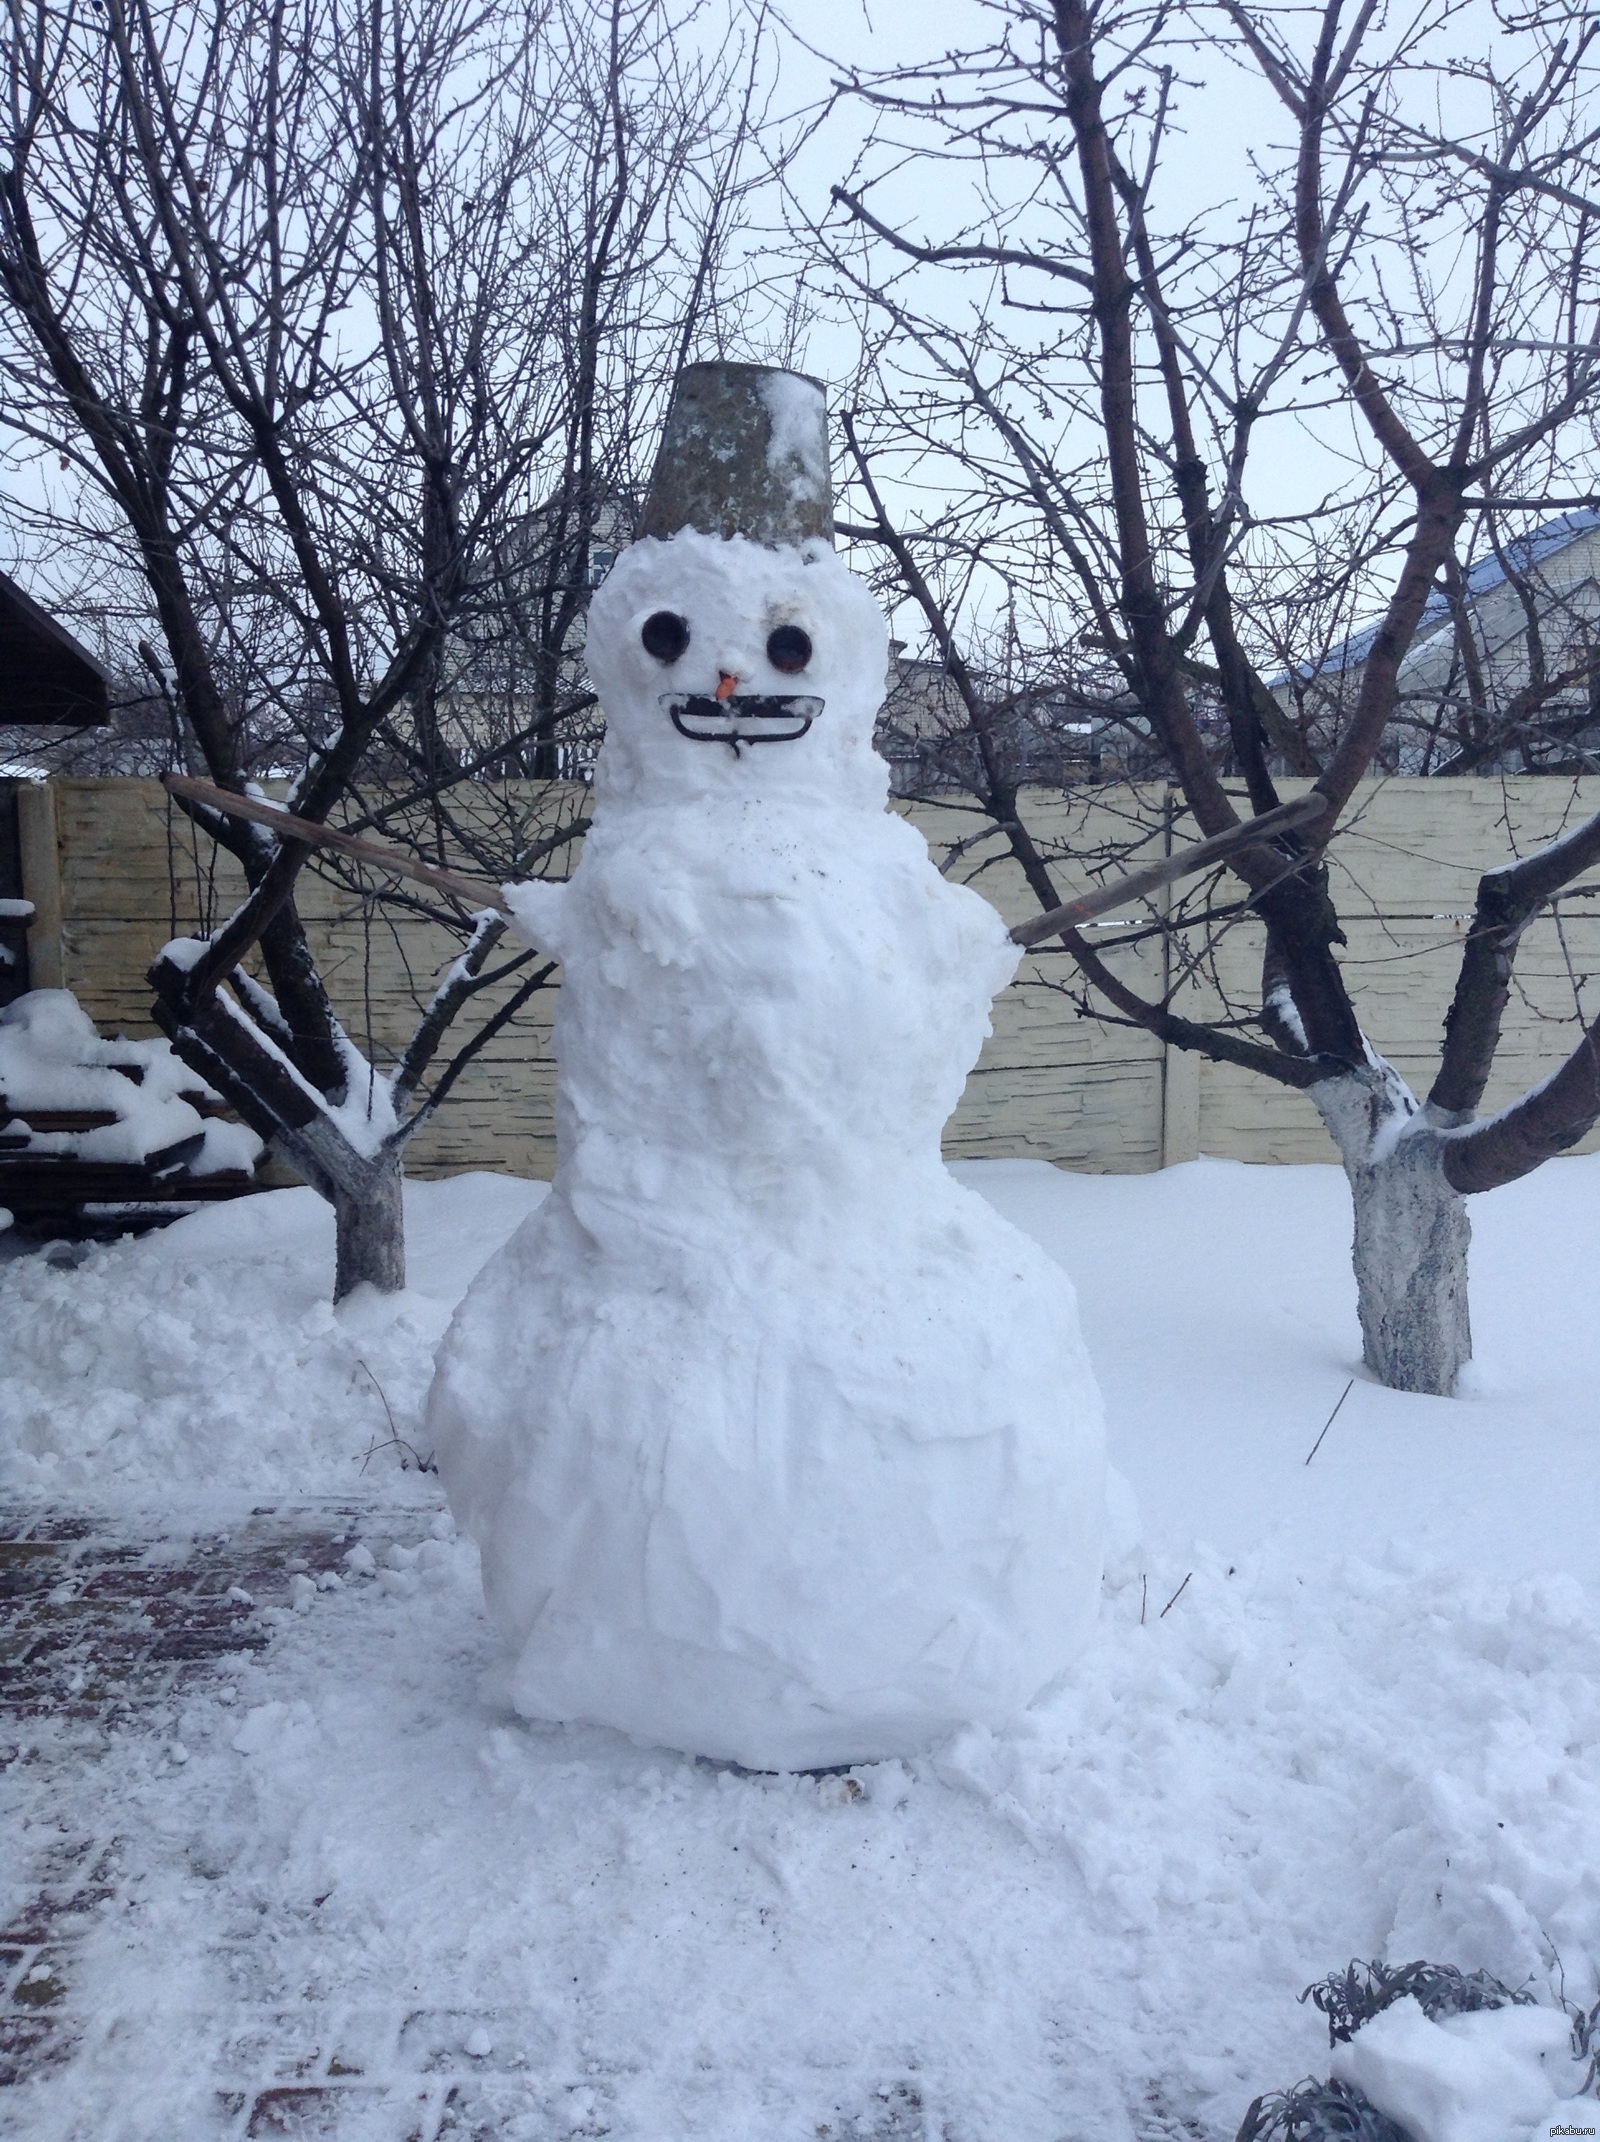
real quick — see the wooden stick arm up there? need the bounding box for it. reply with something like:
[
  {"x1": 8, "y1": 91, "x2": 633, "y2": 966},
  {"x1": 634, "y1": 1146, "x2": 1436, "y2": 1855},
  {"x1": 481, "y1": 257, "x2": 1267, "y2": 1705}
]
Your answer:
[
  {"x1": 1008, "y1": 792, "x2": 1330, "y2": 948},
  {"x1": 162, "y1": 774, "x2": 511, "y2": 915},
  {"x1": 164, "y1": 773, "x2": 1329, "y2": 950}
]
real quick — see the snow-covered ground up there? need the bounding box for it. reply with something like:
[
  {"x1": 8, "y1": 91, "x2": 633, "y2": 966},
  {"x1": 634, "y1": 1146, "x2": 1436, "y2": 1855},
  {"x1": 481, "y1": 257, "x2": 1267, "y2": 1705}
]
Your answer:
[
  {"x1": 0, "y1": 1172, "x2": 537, "y2": 1498},
  {"x1": 2, "y1": 1157, "x2": 1598, "y2": 2140}
]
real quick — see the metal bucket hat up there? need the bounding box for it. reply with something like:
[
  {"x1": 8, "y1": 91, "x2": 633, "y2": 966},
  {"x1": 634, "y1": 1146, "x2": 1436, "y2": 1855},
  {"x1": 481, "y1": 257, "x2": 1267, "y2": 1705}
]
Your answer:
[{"x1": 636, "y1": 362, "x2": 833, "y2": 548}]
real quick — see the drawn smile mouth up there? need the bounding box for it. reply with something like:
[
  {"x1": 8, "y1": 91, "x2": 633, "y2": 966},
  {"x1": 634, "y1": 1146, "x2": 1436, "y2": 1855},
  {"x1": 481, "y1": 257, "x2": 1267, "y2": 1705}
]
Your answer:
[{"x1": 662, "y1": 693, "x2": 822, "y2": 750}]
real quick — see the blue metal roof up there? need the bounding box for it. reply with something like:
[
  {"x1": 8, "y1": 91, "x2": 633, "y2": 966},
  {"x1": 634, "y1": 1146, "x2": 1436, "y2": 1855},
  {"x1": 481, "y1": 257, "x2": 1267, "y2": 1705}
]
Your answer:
[{"x1": 1281, "y1": 506, "x2": 1600, "y2": 685}]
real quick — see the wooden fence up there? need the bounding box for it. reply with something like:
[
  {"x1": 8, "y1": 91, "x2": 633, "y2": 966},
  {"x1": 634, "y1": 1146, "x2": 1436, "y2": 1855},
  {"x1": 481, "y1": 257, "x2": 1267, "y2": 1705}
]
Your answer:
[{"x1": 13, "y1": 774, "x2": 1600, "y2": 1177}]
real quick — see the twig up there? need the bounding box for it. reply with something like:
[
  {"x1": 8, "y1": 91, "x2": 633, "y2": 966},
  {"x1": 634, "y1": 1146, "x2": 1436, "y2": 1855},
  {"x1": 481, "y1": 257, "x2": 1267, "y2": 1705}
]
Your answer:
[
  {"x1": 1305, "y1": 1378, "x2": 1356, "y2": 1466},
  {"x1": 164, "y1": 774, "x2": 507, "y2": 915},
  {"x1": 353, "y1": 1360, "x2": 438, "y2": 1474},
  {"x1": 1158, "y1": 1571, "x2": 1192, "y2": 1618},
  {"x1": 354, "y1": 1358, "x2": 396, "y2": 1436},
  {"x1": 1010, "y1": 794, "x2": 1329, "y2": 948},
  {"x1": 356, "y1": 1433, "x2": 438, "y2": 1476}
]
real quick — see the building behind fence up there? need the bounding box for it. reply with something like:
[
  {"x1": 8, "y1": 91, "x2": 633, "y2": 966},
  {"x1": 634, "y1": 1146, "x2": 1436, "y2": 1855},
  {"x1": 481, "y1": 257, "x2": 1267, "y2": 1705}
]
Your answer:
[{"x1": 8, "y1": 774, "x2": 1600, "y2": 1178}]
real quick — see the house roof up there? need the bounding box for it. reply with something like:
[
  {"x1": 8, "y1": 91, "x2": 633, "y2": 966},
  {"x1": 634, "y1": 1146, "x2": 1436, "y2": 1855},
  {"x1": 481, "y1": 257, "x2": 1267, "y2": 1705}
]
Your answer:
[
  {"x1": 1282, "y1": 506, "x2": 1600, "y2": 686},
  {"x1": 0, "y1": 571, "x2": 112, "y2": 726}
]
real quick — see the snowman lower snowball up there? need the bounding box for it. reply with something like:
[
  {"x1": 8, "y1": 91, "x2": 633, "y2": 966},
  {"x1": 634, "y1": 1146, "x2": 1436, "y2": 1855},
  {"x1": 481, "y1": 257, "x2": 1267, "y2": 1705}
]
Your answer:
[{"x1": 427, "y1": 364, "x2": 1106, "y2": 1771}]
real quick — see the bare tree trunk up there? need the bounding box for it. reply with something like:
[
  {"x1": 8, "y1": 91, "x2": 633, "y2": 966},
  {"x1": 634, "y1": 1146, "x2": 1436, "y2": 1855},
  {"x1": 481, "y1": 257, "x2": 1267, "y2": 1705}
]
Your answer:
[
  {"x1": 1312, "y1": 1064, "x2": 1472, "y2": 1396},
  {"x1": 274, "y1": 1115, "x2": 407, "y2": 1301},
  {"x1": 330, "y1": 1151, "x2": 406, "y2": 1301}
]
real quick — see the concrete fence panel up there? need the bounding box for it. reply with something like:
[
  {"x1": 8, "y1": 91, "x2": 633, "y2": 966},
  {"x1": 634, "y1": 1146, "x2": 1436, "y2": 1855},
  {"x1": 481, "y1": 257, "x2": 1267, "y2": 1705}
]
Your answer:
[{"x1": 16, "y1": 775, "x2": 1600, "y2": 1178}]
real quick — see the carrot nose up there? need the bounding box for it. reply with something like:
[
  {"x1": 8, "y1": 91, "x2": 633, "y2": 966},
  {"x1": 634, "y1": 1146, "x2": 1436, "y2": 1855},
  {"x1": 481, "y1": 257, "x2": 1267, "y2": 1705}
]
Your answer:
[{"x1": 715, "y1": 671, "x2": 738, "y2": 702}]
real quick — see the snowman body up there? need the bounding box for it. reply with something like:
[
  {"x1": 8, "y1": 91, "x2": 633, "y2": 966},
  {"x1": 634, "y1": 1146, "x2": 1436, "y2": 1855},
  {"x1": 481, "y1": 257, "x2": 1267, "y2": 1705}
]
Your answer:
[{"x1": 427, "y1": 530, "x2": 1105, "y2": 1770}]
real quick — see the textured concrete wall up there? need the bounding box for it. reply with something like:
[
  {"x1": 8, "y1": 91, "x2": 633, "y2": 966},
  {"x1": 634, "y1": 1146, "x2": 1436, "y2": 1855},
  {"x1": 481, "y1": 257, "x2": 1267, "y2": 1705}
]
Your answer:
[
  {"x1": 1186, "y1": 778, "x2": 1600, "y2": 1163},
  {"x1": 18, "y1": 775, "x2": 1600, "y2": 1177}
]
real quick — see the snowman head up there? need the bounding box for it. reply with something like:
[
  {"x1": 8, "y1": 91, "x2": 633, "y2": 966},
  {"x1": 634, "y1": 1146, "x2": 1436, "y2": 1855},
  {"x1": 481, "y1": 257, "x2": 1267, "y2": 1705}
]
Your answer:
[
  {"x1": 585, "y1": 528, "x2": 889, "y2": 808},
  {"x1": 583, "y1": 362, "x2": 892, "y2": 811}
]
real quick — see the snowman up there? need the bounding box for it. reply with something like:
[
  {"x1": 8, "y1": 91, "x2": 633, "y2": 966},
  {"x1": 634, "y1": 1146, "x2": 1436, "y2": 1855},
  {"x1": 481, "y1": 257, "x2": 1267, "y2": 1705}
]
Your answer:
[{"x1": 427, "y1": 363, "x2": 1106, "y2": 1770}]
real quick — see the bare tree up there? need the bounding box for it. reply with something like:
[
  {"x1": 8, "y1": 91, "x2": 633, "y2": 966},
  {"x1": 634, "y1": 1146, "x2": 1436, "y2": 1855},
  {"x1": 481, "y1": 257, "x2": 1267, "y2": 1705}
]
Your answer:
[
  {"x1": 1280, "y1": 508, "x2": 1600, "y2": 776},
  {"x1": 818, "y1": 0, "x2": 1600, "y2": 1392},
  {"x1": 1, "y1": 0, "x2": 773, "y2": 1296}
]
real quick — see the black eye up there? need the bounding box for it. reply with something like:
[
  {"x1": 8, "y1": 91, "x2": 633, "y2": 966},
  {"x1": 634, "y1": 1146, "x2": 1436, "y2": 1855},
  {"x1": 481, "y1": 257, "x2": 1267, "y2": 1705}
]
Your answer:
[
  {"x1": 641, "y1": 610, "x2": 690, "y2": 662},
  {"x1": 766, "y1": 624, "x2": 812, "y2": 674}
]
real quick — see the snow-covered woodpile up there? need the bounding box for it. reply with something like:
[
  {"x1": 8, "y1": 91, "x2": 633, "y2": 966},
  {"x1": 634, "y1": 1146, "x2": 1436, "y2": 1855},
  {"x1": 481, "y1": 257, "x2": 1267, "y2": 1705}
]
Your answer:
[{"x1": 0, "y1": 988, "x2": 262, "y2": 1233}]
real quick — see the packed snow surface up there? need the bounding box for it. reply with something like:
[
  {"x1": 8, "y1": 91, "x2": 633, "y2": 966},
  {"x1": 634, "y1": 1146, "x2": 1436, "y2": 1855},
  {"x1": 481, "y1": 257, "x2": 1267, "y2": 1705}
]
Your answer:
[
  {"x1": 429, "y1": 531, "x2": 1106, "y2": 1769},
  {"x1": 2, "y1": 1156, "x2": 1599, "y2": 2138}
]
